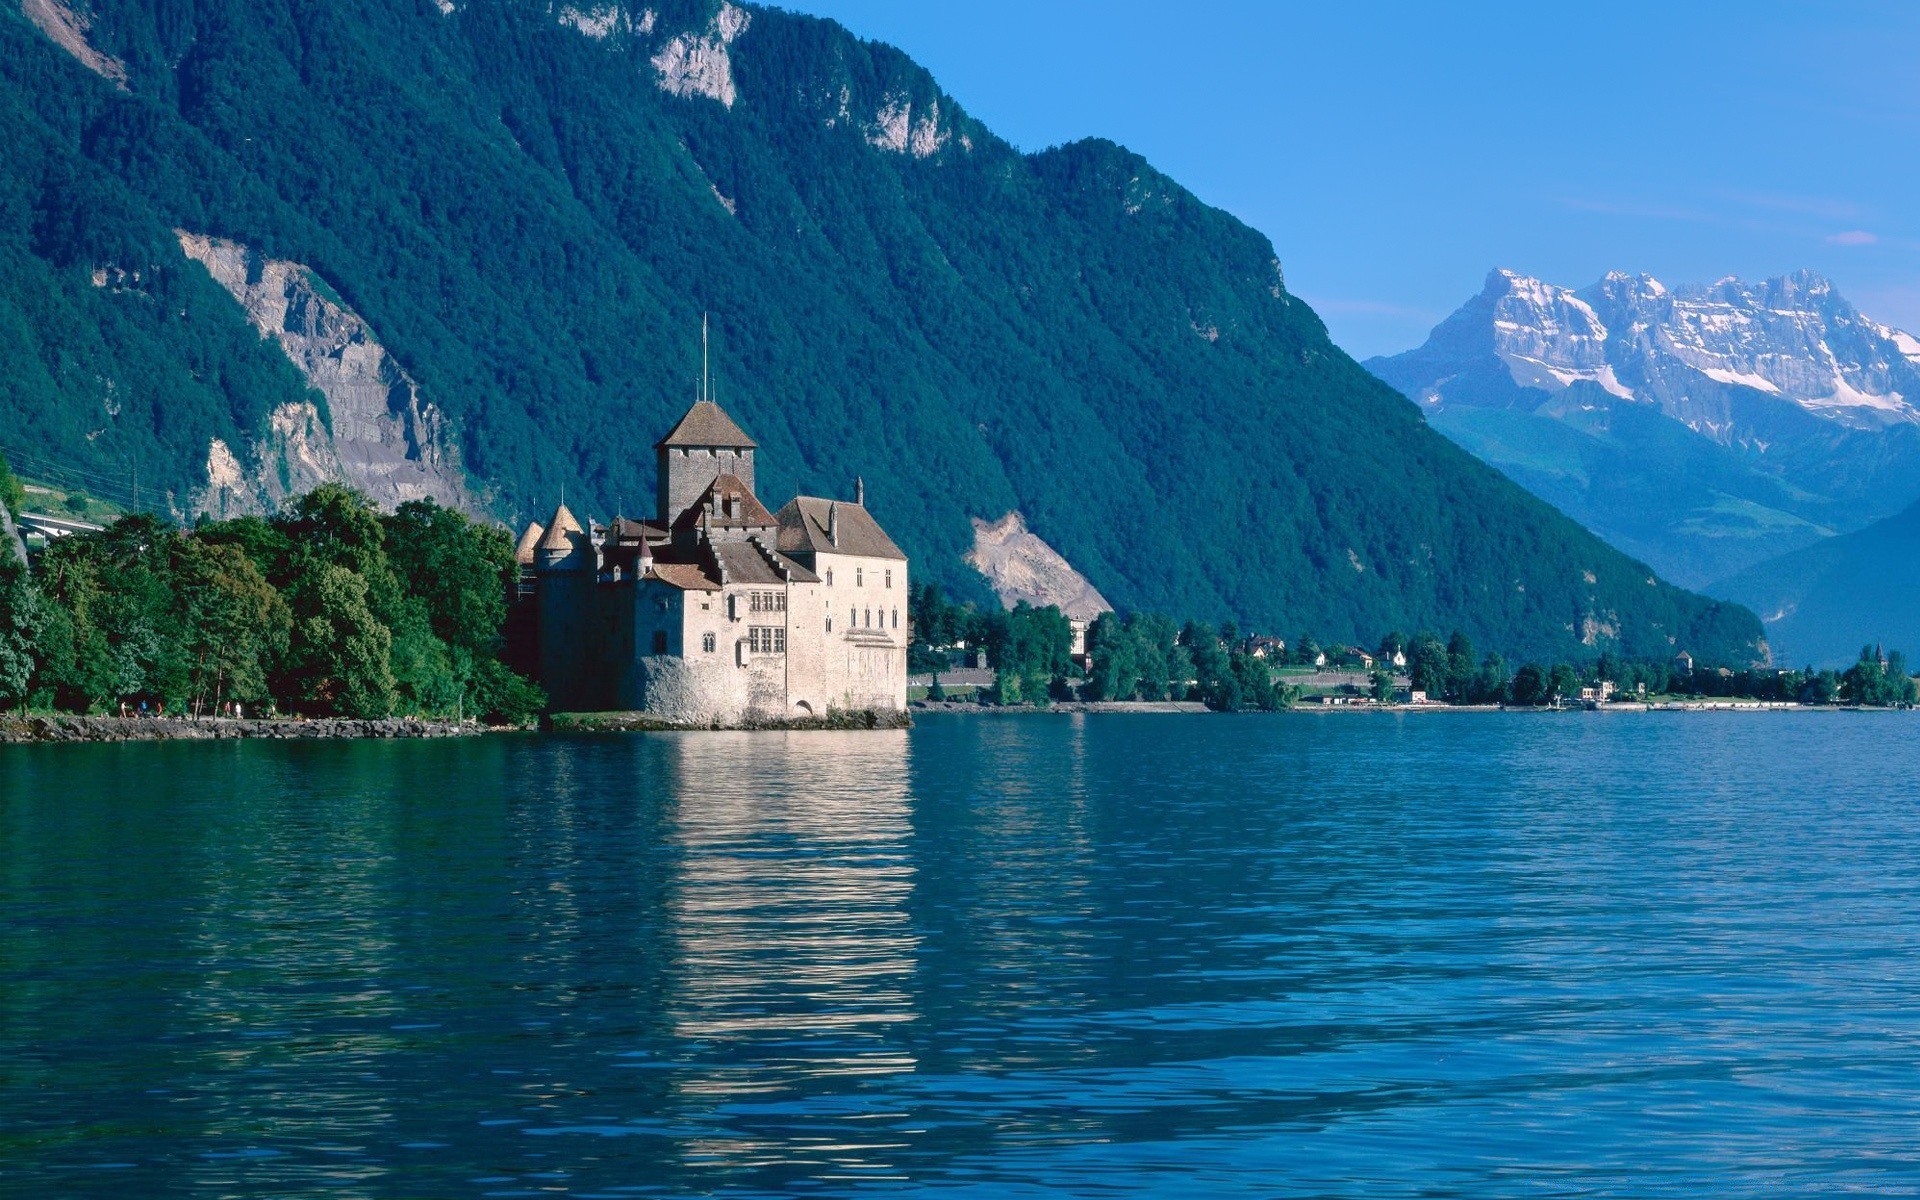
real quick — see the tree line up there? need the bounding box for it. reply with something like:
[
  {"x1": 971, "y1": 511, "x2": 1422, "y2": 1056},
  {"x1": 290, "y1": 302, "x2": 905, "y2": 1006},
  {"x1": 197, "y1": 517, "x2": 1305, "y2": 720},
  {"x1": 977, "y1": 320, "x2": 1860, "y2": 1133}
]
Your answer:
[
  {"x1": 910, "y1": 583, "x2": 1918, "y2": 712},
  {"x1": 0, "y1": 478, "x2": 542, "y2": 721},
  {"x1": 910, "y1": 584, "x2": 1297, "y2": 712}
]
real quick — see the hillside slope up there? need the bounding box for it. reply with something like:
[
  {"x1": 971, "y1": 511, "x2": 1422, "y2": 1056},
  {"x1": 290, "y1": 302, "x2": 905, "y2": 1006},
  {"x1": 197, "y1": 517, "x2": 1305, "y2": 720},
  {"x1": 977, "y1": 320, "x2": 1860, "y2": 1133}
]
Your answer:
[
  {"x1": 0, "y1": 0, "x2": 1762, "y2": 662},
  {"x1": 1714, "y1": 498, "x2": 1920, "y2": 667}
]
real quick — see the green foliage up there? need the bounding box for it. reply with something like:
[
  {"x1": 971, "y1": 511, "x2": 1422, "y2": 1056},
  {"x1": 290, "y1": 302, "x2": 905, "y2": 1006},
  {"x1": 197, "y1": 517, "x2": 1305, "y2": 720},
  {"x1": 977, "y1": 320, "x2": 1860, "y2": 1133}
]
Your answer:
[
  {"x1": 0, "y1": 451, "x2": 24, "y2": 518},
  {"x1": 0, "y1": 0, "x2": 1764, "y2": 666},
  {"x1": 18, "y1": 486, "x2": 539, "y2": 720},
  {"x1": 1842, "y1": 647, "x2": 1918, "y2": 708}
]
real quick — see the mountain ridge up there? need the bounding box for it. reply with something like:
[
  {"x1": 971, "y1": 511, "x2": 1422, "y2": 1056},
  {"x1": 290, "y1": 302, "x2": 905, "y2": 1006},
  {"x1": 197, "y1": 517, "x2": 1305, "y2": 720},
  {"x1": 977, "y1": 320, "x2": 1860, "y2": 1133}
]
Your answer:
[{"x1": 1369, "y1": 267, "x2": 1920, "y2": 588}]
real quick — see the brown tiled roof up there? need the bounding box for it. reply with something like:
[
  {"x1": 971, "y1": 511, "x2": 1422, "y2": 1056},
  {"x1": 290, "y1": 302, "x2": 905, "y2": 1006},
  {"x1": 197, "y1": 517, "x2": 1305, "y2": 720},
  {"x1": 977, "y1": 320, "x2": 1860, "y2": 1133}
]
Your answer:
[
  {"x1": 514, "y1": 521, "x2": 546, "y2": 565},
  {"x1": 711, "y1": 540, "x2": 820, "y2": 586},
  {"x1": 654, "y1": 400, "x2": 757, "y2": 449},
  {"x1": 609, "y1": 516, "x2": 667, "y2": 542},
  {"x1": 670, "y1": 473, "x2": 777, "y2": 533},
  {"x1": 775, "y1": 496, "x2": 907, "y2": 561},
  {"x1": 536, "y1": 504, "x2": 584, "y2": 552},
  {"x1": 648, "y1": 563, "x2": 721, "y2": 591}
]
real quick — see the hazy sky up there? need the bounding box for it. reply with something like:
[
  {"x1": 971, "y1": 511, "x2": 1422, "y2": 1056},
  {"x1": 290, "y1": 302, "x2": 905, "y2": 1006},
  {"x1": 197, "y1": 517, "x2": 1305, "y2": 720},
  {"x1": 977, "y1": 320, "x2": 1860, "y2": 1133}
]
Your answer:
[{"x1": 777, "y1": 1, "x2": 1920, "y2": 359}]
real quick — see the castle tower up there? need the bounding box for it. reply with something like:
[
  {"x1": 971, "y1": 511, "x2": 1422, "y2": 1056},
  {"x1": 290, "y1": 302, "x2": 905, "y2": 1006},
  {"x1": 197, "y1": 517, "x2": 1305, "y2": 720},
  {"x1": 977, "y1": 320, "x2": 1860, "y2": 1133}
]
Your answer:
[
  {"x1": 655, "y1": 400, "x2": 757, "y2": 524},
  {"x1": 534, "y1": 503, "x2": 595, "y2": 712}
]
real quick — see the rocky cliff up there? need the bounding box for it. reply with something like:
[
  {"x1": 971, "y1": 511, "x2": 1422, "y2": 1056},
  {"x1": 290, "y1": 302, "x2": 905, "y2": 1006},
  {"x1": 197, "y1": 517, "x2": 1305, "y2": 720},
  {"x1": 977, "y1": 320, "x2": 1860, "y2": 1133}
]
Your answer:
[
  {"x1": 176, "y1": 233, "x2": 472, "y2": 516},
  {"x1": 965, "y1": 511, "x2": 1112, "y2": 621}
]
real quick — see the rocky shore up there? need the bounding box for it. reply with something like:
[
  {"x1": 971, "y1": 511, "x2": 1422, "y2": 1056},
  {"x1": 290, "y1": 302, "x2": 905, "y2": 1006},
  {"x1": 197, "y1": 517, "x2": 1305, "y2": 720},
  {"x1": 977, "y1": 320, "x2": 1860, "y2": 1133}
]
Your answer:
[{"x1": 0, "y1": 715, "x2": 481, "y2": 744}]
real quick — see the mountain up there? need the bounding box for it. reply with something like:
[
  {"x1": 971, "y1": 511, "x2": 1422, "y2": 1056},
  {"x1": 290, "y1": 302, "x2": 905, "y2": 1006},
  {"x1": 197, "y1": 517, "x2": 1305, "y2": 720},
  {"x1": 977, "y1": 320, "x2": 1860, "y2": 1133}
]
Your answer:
[
  {"x1": 1715, "y1": 496, "x2": 1920, "y2": 667},
  {"x1": 0, "y1": 0, "x2": 1763, "y2": 664},
  {"x1": 1368, "y1": 269, "x2": 1920, "y2": 587}
]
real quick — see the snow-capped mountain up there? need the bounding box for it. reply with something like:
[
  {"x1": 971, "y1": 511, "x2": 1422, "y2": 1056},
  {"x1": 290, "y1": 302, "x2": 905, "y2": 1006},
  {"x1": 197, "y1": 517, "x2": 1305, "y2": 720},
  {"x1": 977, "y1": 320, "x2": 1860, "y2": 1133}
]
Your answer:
[
  {"x1": 1382, "y1": 267, "x2": 1920, "y2": 436},
  {"x1": 1367, "y1": 269, "x2": 1920, "y2": 592}
]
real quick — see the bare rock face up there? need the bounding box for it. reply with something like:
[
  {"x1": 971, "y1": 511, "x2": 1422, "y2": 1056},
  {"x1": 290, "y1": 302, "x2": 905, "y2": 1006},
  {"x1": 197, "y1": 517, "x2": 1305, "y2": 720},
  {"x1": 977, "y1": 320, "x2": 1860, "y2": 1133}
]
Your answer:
[
  {"x1": 651, "y1": 2, "x2": 748, "y2": 108},
  {"x1": 966, "y1": 511, "x2": 1112, "y2": 621},
  {"x1": 176, "y1": 231, "x2": 473, "y2": 517},
  {"x1": 21, "y1": 0, "x2": 128, "y2": 89}
]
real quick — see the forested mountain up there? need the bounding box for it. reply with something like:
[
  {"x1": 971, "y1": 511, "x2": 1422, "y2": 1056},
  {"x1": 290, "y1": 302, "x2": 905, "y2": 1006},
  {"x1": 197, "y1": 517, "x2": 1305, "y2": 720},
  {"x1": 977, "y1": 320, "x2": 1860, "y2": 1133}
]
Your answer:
[
  {"x1": 1715, "y1": 496, "x2": 1920, "y2": 668},
  {"x1": 1369, "y1": 269, "x2": 1920, "y2": 588},
  {"x1": 0, "y1": 0, "x2": 1762, "y2": 663}
]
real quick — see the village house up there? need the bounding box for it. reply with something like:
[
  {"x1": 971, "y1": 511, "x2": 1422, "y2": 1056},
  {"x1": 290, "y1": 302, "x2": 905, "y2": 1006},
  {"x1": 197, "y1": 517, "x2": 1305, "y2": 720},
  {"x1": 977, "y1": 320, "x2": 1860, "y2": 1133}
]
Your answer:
[{"x1": 518, "y1": 398, "x2": 908, "y2": 724}]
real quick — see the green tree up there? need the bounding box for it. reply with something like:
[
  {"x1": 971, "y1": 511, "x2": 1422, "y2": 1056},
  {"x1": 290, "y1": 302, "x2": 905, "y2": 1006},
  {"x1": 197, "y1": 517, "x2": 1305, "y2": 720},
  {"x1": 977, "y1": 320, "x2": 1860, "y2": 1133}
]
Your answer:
[
  {"x1": 1369, "y1": 670, "x2": 1394, "y2": 702},
  {"x1": 173, "y1": 538, "x2": 289, "y2": 714},
  {"x1": 0, "y1": 452, "x2": 24, "y2": 520},
  {"x1": 0, "y1": 557, "x2": 47, "y2": 709},
  {"x1": 1511, "y1": 663, "x2": 1549, "y2": 707},
  {"x1": 1444, "y1": 630, "x2": 1476, "y2": 703},
  {"x1": 1408, "y1": 632, "x2": 1449, "y2": 696},
  {"x1": 285, "y1": 565, "x2": 396, "y2": 718}
]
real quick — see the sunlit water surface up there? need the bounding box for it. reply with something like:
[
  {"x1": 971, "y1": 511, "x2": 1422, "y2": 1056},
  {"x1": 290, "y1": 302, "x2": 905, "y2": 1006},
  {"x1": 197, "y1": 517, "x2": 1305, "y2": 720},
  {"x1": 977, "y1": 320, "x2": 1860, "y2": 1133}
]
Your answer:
[{"x1": 5, "y1": 712, "x2": 1920, "y2": 1197}]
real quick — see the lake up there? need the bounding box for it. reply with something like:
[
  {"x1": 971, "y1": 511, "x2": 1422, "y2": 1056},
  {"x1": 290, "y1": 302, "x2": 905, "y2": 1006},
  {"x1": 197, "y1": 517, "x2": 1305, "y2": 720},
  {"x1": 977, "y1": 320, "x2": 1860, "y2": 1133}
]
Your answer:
[{"x1": 4, "y1": 711, "x2": 1920, "y2": 1197}]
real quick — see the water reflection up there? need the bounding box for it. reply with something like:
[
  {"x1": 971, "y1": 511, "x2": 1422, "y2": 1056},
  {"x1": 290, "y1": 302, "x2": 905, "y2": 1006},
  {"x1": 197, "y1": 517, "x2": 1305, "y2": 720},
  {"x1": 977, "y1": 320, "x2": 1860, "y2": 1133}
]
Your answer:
[
  {"x1": 659, "y1": 730, "x2": 918, "y2": 1171},
  {"x1": 12, "y1": 716, "x2": 1920, "y2": 1197}
]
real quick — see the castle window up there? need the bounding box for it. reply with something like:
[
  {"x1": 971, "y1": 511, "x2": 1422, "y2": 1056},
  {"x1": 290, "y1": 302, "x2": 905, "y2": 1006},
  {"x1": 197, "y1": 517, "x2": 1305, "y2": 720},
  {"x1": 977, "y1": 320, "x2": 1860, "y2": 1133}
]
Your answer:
[
  {"x1": 892, "y1": 608, "x2": 899, "y2": 629},
  {"x1": 747, "y1": 626, "x2": 787, "y2": 655},
  {"x1": 702, "y1": 632, "x2": 715, "y2": 653},
  {"x1": 857, "y1": 568, "x2": 864, "y2": 587},
  {"x1": 652, "y1": 631, "x2": 669, "y2": 654},
  {"x1": 826, "y1": 616, "x2": 833, "y2": 633},
  {"x1": 826, "y1": 569, "x2": 834, "y2": 586},
  {"x1": 885, "y1": 569, "x2": 892, "y2": 588},
  {"x1": 864, "y1": 608, "x2": 871, "y2": 628}
]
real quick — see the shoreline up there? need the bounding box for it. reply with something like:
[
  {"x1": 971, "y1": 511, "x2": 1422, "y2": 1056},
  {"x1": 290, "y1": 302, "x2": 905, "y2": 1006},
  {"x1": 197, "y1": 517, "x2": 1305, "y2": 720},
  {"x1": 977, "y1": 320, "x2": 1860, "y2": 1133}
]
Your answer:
[
  {"x1": 912, "y1": 699, "x2": 1907, "y2": 716},
  {"x1": 0, "y1": 715, "x2": 482, "y2": 744}
]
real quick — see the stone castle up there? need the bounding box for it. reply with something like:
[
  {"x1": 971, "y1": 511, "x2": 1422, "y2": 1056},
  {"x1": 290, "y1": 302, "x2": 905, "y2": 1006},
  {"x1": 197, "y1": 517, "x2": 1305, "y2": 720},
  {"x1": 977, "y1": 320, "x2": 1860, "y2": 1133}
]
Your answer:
[{"x1": 517, "y1": 398, "x2": 908, "y2": 723}]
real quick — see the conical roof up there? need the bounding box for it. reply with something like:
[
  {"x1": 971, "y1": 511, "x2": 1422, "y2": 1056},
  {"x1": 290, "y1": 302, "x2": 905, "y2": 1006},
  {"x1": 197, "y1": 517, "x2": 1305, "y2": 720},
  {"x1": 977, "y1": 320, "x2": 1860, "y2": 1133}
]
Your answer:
[
  {"x1": 654, "y1": 399, "x2": 757, "y2": 450},
  {"x1": 514, "y1": 521, "x2": 546, "y2": 565},
  {"x1": 537, "y1": 504, "x2": 584, "y2": 552}
]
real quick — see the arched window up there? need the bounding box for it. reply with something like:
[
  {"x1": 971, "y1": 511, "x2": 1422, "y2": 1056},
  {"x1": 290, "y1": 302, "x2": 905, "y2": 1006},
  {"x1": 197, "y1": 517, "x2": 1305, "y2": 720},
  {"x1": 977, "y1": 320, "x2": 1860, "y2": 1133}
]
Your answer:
[
  {"x1": 892, "y1": 608, "x2": 899, "y2": 629},
  {"x1": 826, "y1": 569, "x2": 833, "y2": 586},
  {"x1": 864, "y1": 608, "x2": 871, "y2": 628},
  {"x1": 702, "y1": 632, "x2": 715, "y2": 653}
]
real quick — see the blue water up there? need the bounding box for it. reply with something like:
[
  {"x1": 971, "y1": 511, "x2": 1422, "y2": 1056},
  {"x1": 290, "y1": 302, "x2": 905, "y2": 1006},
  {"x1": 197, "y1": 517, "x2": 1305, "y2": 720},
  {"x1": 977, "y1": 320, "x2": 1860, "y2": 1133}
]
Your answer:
[{"x1": 4, "y1": 711, "x2": 1920, "y2": 1196}]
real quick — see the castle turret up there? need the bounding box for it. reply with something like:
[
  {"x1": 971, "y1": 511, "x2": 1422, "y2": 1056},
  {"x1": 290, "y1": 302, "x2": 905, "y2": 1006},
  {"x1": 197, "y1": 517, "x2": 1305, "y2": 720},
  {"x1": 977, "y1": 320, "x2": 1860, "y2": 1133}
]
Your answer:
[
  {"x1": 534, "y1": 504, "x2": 596, "y2": 711},
  {"x1": 654, "y1": 400, "x2": 757, "y2": 524}
]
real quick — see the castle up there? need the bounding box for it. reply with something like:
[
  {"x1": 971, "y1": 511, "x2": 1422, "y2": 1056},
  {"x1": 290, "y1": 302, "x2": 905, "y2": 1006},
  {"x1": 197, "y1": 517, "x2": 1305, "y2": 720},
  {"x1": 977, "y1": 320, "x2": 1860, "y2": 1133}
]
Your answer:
[{"x1": 516, "y1": 397, "x2": 908, "y2": 724}]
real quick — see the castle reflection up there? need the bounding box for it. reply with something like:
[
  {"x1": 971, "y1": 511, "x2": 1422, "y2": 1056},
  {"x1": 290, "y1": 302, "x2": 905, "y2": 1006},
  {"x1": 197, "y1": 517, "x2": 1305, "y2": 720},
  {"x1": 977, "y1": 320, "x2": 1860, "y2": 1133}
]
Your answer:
[{"x1": 660, "y1": 729, "x2": 919, "y2": 1170}]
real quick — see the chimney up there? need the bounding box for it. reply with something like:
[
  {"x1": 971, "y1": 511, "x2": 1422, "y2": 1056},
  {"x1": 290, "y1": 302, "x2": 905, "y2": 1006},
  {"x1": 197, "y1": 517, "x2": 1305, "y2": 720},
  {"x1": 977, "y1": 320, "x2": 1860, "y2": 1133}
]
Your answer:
[
  {"x1": 827, "y1": 502, "x2": 838, "y2": 547},
  {"x1": 855, "y1": 476, "x2": 865, "y2": 506}
]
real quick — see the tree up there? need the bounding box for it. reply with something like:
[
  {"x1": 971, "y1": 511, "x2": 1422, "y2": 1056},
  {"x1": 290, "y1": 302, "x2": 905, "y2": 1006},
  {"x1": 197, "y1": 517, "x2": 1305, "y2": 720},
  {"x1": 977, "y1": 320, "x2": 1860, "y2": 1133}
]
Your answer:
[
  {"x1": 173, "y1": 538, "x2": 289, "y2": 714},
  {"x1": 0, "y1": 559, "x2": 47, "y2": 710},
  {"x1": 1511, "y1": 664, "x2": 1549, "y2": 707},
  {"x1": 1369, "y1": 670, "x2": 1393, "y2": 703},
  {"x1": 284, "y1": 565, "x2": 396, "y2": 717},
  {"x1": 1473, "y1": 652, "x2": 1512, "y2": 705},
  {"x1": 0, "y1": 452, "x2": 24, "y2": 520},
  {"x1": 1549, "y1": 663, "x2": 1582, "y2": 703},
  {"x1": 1444, "y1": 630, "x2": 1476, "y2": 704},
  {"x1": 1408, "y1": 633, "x2": 1449, "y2": 697}
]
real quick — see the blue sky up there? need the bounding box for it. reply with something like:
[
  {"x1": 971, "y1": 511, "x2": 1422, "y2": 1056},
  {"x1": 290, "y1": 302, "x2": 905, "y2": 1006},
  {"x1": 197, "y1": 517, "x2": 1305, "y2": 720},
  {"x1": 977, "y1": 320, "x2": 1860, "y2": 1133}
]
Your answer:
[{"x1": 777, "y1": 1, "x2": 1920, "y2": 359}]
